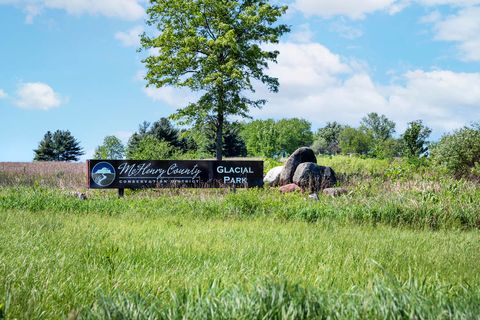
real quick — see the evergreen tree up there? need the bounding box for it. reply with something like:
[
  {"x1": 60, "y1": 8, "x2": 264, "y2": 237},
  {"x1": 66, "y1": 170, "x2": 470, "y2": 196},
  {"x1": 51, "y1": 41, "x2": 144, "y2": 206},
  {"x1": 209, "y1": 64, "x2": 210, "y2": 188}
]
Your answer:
[
  {"x1": 33, "y1": 131, "x2": 56, "y2": 161},
  {"x1": 206, "y1": 122, "x2": 247, "y2": 157},
  {"x1": 34, "y1": 130, "x2": 84, "y2": 161},
  {"x1": 126, "y1": 119, "x2": 182, "y2": 158}
]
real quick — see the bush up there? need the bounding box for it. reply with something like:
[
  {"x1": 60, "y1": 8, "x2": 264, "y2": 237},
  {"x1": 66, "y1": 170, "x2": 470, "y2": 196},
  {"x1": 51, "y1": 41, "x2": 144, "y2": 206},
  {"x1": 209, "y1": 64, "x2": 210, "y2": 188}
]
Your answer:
[{"x1": 431, "y1": 125, "x2": 480, "y2": 178}]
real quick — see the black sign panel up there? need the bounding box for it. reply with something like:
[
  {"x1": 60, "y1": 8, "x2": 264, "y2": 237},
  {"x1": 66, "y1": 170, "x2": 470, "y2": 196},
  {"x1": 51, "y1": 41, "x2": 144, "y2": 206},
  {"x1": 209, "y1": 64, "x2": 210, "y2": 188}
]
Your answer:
[{"x1": 87, "y1": 160, "x2": 263, "y2": 189}]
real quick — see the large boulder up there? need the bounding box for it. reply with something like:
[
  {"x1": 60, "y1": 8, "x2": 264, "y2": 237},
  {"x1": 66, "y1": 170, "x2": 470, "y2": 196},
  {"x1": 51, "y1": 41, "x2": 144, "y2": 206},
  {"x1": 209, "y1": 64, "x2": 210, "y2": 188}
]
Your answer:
[
  {"x1": 293, "y1": 162, "x2": 337, "y2": 193},
  {"x1": 264, "y1": 166, "x2": 283, "y2": 187},
  {"x1": 279, "y1": 147, "x2": 317, "y2": 186}
]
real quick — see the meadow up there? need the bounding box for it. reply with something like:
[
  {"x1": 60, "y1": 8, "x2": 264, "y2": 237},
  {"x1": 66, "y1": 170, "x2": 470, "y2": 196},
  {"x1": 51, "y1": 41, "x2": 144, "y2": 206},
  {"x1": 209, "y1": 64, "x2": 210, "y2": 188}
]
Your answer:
[{"x1": 0, "y1": 157, "x2": 479, "y2": 319}]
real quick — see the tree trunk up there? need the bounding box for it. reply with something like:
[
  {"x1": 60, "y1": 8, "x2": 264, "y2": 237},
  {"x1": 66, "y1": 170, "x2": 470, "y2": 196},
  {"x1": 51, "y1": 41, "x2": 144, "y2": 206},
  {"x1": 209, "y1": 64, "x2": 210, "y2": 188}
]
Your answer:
[{"x1": 215, "y1": 109, "x2": 224, "y2": 161}]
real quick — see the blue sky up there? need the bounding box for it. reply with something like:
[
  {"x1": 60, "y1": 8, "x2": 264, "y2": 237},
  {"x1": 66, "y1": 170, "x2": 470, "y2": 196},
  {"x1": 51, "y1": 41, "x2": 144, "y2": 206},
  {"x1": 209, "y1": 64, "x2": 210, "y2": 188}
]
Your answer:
[{"x1": 0, "y1": 0, "x2": 479, "y2": 161}]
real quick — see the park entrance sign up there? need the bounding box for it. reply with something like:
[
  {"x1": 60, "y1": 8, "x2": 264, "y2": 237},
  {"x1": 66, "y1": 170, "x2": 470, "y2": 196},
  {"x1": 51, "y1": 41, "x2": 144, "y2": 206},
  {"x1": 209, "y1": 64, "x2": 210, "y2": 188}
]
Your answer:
[{"x1": 87, "y1": 160, "x2": 264, "y2": 190}]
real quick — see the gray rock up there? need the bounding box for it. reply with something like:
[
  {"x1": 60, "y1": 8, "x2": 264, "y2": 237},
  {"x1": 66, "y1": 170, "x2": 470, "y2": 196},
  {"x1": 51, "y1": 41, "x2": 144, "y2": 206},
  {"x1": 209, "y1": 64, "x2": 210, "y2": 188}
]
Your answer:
[
  {"x1": 293, "y1": 162, "x2": 337, "y2": 193},
  {"x1": 263, "y1": 166, "x2": 283, "y2": 187},
  {"x1": 308, "y1": 193, "x2": 319, "y2": 201},
  {"x1": 279, "y1": 147, "x2": 317, "y2": 186}
]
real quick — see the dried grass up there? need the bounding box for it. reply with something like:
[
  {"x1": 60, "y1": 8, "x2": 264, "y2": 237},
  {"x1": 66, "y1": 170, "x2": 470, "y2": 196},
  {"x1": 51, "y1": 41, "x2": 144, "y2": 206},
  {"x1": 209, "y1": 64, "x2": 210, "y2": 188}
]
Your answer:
[{"x1": 0, "y1": 162, "x2": 86, "y2": 189}]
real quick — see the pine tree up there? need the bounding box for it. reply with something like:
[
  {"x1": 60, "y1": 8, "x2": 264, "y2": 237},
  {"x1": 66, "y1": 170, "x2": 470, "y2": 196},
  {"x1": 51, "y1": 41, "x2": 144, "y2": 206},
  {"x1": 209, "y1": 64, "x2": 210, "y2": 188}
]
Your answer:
[
  {"x1": 33, "y1": 130, "x2": 84, "y2": 161},
  {"x1": 33, "y1": 131, "x2": 56, "y2": 161}
]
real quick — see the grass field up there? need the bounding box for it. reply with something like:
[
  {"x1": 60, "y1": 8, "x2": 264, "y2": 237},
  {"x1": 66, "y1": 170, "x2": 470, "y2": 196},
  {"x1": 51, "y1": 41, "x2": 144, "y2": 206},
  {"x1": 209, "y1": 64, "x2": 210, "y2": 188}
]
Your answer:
[{"x1": 0, "y1": 158, "x2": 479, "y2": 319}]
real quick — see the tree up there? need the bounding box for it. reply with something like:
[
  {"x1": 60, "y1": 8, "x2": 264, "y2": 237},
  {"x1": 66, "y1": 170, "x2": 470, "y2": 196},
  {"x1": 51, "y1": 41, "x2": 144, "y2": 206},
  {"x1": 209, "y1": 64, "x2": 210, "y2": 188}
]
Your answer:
[
  {"x1": 311, "y1": 122, "x2": 345, "y2": 155},
  {"x1": 401, "y1": 120, "x2": 432, "y2": 158},
  {"x1": 33, "y1": 131, "x2": 56, "y2": 161},
  {"x1": 34, "y1": 130, "x2": 84, "y2": 161},
  {"x1": 149, "y1": 118, "x2": 181, "y2": 148},
  {"x1": 360, "y1": 113, "x2": 396, "y2": 142},
  {"x1": 338, "y1": 127, "x2": 372, "y2": 155},
  {"x1": 431, "y1": 124, "x2": 480, "y2": 178},
  {"x1": 141, "y1": 0, "x2": 289, "y2": 160},
  {"x1": 129, "y1": 135, "x2": 176, "y2": 160},
  {"x1": 276, "y1": 118, "x2": 313, "y2": 155},
  {"x1": 206, "y1": 122, "x2": 247, "y2": 157},
  {"x1": 241, "y1": 119, "x2": 278, "y2": 157},
  {"x1": 126, "y1": 121, "x2": 151, "y2": 159},
  {"x1": 359, "y1": 113, "x2": 398, "y2": 158},
  {"x1": 126, "y1": 118, "x2": 183, "y2": 158},
  {"x1": 94, "y1": 136, "x2": 125, "y2": 160}
]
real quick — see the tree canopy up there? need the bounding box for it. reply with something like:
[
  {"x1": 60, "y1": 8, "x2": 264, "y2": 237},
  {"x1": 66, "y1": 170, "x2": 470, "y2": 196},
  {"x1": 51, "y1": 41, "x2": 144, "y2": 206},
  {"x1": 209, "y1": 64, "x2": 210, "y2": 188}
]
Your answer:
[
  {"x1": 34, "y1": 130, "x2": 84, "y2": 162},
  {"x1": 401, "y1": 120, "x2": 432, "y2": 158},
  {"x1": 141, "y1": 0, "x2": 289, "y2": 160},
  {"x1": 94, "y1": 136, "x2": 125, "y2": 160},
  {"x1": 312, "y1": 122, "x2": 345, "y2": 155}
]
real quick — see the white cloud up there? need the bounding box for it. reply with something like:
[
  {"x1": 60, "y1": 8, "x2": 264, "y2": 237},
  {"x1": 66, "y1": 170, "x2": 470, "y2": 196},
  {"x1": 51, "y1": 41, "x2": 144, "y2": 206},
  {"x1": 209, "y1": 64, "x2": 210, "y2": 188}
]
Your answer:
[
  {"x1": 15, "y1": 82, "x2": 63, "y2": 110},
  {"x1": 289, "y1": 24, "x2": 314, "y2": 43},
  {"x1": 329, "y1": 20, "x2": 363, "y2": 39},
  {"x1": 115, "y1": 25, "x2": 143, "y2": 47},
  {"x1": 0, "y1": 0, "x2": 144, "y2": 21},
  {"x1": 417, "y1": 0, "x2": 480, "y2": 6},
  {"x1": 144, "y1": 86, "x2": 199, "y2": 110},
  {"x1": 292, "y1": 0, "x2": 400, "y2": 19},
  {"x1": 141, "y1": 40, "x2": 480, "y2": 134},
  {"x1": 291, "y1": 0, "x2": 480, "y2": 19},
  {"x1": 250, "y1": 42, "x2": 480, "y2": 133},
  {"x1": 0, "y1": 89, "x2": 7, "y2": 99},
  {"x1": 430, "y1": 6, "x2": 480, "y2": 61}
]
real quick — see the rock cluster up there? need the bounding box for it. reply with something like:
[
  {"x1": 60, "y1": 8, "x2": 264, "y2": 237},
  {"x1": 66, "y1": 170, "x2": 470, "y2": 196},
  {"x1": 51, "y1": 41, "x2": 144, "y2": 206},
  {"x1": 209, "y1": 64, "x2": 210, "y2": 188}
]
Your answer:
[{"x1": 263, "y1": 147, "x2": 340, "y2": 196}]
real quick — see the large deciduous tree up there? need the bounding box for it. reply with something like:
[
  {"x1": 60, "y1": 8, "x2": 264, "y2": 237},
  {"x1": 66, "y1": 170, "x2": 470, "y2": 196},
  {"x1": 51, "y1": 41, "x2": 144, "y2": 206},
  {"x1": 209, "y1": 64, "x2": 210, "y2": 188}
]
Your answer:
[
  {"x1": 94, "y1": 136, "x2": 125, "y2": 160},
  {"x1": 401, "y1": 120, "x2": 432, "y2": 158},
  {"x1": 311, "y1": 122, "x2": 345, "y2": 155},
  {"x1": 141, "y1": 0, "x2": 289, "y2": 160}
]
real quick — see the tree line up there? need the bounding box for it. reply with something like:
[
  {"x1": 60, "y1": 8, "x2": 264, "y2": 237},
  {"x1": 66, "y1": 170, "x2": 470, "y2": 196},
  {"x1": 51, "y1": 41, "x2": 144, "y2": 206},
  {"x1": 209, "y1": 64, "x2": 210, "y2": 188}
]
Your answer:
[{"x1": 33, "y1": 113, "x2": 480, "y2": 179}]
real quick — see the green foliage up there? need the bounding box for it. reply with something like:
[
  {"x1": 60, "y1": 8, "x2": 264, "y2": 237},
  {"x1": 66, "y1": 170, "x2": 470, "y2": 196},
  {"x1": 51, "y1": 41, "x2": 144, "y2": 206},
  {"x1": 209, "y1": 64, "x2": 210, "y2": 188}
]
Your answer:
[
  {"x1": 338, "y1": 127, "x2": 373, "y2": 155},
  {"x1": 401, "y1": 120, "x2": 432, "y2": 158},
  {"x1": 360, "y1": 112, "x2": 396, "y2": 142},
  {"x1": 241, "y1": 119, "x2": 278, "y2": 157},
  {"x1": 1, "y1": 192, "x2": 480, "y2": 318},
  {"x1": 311, "y1": 122, "x2": 345, "y2": 155},
  {"x1": 80, "y1": 278, "x2": 480, "y2": 320},
  {"x1": 141, "y1": 0, "x2": 289, "y2": 160},
  {"x1": 128, "y1": 136, "x2": 176, "y2": 160},
  {"x1": 276, "y1": 118, "x2": 313, "y2": 155},
  {"x1": 203, "y1": 122, "x2": 247, "y2": 157},
  {"x1": 33, "y1": 130, "x2": 84, "y2": 161},
  {"x1": 372, "y1": 138, "x2": 402, "y2": 159},
  {"x1": 126, "y1": 118, "x2": 186, "y2": 159},
  {"x1": 241, "y1": 118, "x2": 313, "y2": 157},
  {"x1": 431, "y1": 124, "x2": 480, "y2": 178},
  {"x1": 149, "y1": 118, "x2": 183, "y2": 148},
  {"x1": 93, "y1": 136, "x2": 125, "y2": 160}
]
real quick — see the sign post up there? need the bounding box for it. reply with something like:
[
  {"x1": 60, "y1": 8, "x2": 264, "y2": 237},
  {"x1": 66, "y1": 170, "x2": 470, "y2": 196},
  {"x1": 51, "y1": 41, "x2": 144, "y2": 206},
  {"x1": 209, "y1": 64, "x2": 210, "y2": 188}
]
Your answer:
[{"x1": 87, "y1": 160, "x2": 263, "y2": 194}]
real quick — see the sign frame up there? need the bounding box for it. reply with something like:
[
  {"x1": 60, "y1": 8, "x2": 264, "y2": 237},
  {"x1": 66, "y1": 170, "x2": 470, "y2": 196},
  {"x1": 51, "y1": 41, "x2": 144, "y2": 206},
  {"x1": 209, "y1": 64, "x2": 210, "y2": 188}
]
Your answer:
[{"x1": 87, "y1": 160, "x2": 264, "y2": 192}]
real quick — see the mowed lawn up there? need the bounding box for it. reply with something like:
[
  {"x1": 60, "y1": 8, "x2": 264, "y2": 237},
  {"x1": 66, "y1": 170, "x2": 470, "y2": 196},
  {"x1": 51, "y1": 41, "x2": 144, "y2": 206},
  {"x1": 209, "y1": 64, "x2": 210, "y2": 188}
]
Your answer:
[{"x1": 1, "y1": 209, "x2": 479, "y2": 319}]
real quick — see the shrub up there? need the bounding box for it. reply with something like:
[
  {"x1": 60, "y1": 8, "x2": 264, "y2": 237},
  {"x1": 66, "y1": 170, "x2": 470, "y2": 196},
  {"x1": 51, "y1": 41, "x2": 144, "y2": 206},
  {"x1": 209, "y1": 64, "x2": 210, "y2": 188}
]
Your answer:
[{"x1": 431, "y1": 125, "x2": 480, "y2": 178}]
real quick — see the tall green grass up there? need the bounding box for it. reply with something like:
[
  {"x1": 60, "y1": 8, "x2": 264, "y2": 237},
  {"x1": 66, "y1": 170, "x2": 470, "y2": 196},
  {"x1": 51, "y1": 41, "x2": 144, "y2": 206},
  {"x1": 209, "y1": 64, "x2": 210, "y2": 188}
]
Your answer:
[
  {"x1": 1, "y1": 182, "x2": 478, "y2": 230},
  {"x1": 1, "y1": 210, "x2": 479, "y2": 318},
  {"x1": 80, "y1": 278, "x2": 480, "y2": 319}
]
